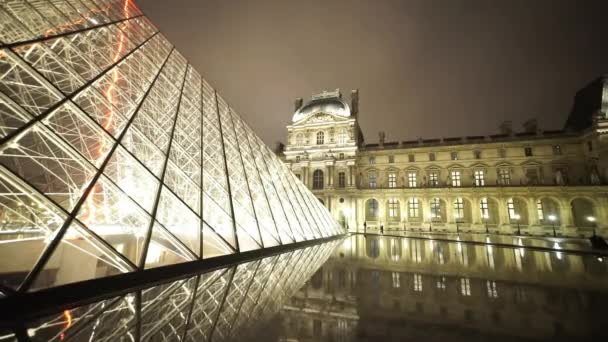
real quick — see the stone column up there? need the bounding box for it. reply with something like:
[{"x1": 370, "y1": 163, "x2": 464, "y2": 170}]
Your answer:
[
  {"x1": 421, "y1": 196, "x2": 431, "y2": 223},
  {"x1": 471, "y1": 196, "x2": 481, "y2": 224},
  {"x1": 302, "y1": 167, "x2": 308, "y2": 187}
]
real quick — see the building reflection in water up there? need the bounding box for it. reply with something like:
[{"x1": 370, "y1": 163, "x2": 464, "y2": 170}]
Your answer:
[
  {"x1": 279, "y1": 235, "x2": 608, "y2": 341},
  {"x1": 2, "y1": 235, "x2": 607, "y2": 341},
  {"x1": 4, "y1": 240, "x2": 339, "y2": 342}
]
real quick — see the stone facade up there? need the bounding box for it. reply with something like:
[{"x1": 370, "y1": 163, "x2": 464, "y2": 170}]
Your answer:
[{"x1": 283, "y1": 77, "x2": 608, "y2": 237}]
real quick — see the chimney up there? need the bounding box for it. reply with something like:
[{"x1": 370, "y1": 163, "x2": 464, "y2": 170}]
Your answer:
[
  {"x1": 378, "y1": 131, "x2": 385, "y2": 147},
  {"x1": 499, "y1": 121, "x2": 513, "y2": 135},
  {"x1": 294, "y1": 97, "x2": 303, "y2": 112},
  {"x1": 351, "y1": 89, "x2": 359, "y2": 115},
  {"x1": 523, "y1": 119, "x2": 538, "y2": 133}
]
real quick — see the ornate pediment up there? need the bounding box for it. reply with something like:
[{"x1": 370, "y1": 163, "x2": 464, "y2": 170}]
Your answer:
[{"x1": 295, "y1": 112, "x2": 349, "y2": 126}]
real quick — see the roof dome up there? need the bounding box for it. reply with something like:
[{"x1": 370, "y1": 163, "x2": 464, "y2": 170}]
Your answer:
[{"x1": 292, "y1": 90, "x2": 351, "y2": 123}]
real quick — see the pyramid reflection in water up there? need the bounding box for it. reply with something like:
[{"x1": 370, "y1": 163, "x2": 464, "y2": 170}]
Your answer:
[
  {"x1": 0, "y1": 0, "x2": 342, "y2": 293},
  {"x1": 18, "y1": 240, "x2": 340, "y2": 341}
]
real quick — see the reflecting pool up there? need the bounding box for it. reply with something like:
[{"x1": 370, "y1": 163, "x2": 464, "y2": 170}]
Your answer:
[{"x1": 1, "y1": 235, "x2": 607, "y2": 341}]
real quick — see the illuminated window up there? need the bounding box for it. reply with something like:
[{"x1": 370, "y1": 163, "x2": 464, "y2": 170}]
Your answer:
[
  {"x1": 408, "y1": 172, "x2": 417, "y2": 187},
  {"x1": 536, "y1": 199, "x2": 544, "y2": 221},
  {"x1": 368, "y1": 172, "x2": 377, "y2": 188},
  {"x1": 486, "y1": 280, "x2": 498, "y2": 298},
  {"x1": 507, "y1": 198, "x2": 516, "y2": 219},
  {"x1": 451, "y1": 151, "x2": 458, "y2": 160},
  {"x1": 451, "y1": 171, "x2": 461, "y2": 187},
  {"x1": 388, "y1": 173, "x2": 397, "y2": 188},
  {"x1": 480, "y1": 197, "x2": 489, "y2": 219},
  {"x1": 436, "y1": 276, "x2": 446, "y2": 290},
  {"x1": 313, "y1": 170, "x2": 324, "y2": 189},
  {"x1": 460, "y1": 278, "x2": 471, "y2": 296},
  {"x1": 388, "y1": 198, "x2": 400, "y2": 220},
  {"x1": 430, "y1": 198, "x2": 442, "y2": 219},
  {"x1": 338, "y1": 172, "x2": 346, "y2": 188},
  {"x1": 369, "y1": 156, "x2": 376, "y2": 164},
  {"x1": 392, "y1": 272, "x2": 401, "y2": 288},
  {"x1": 454, "y1": 198, "x2": 464, "y2": 219},
  {"x1": 429, "y1": 171, "x2": 439, "y2": 187},
  {"x1": 414, "y1": 274, "x2": 423, "y2": 292},
  {"x1": 498, "y1": 169, "x2": 510, "y2": 185},
  {"x1": 474, "y1": 170, "x2": 485, "y2": 186},
  {"x1": 408, "y1": 198, "x2": 420, "y2": 218},
  {"x1": 316, "y1": 131, "x2": 325, "y2": 145},
  {"x1": 337, "y1": 128, "x2": 347, "y2": 144}
]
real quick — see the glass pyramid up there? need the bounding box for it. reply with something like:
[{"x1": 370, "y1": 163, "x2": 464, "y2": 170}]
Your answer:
[{"x1": 0, "y1": 0, "x2": 342, "y2": 293}]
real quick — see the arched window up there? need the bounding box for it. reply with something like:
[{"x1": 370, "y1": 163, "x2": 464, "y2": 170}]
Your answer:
[
  {"x1": 316, "y1": 131, "x2": 325, "y2": 145},
  {"x1": 295, "y1": 133, "x2": 304, "y2": 146},
  {"x1": 571, "y1": 198, "x2": 596, "y2": 228},
  {"x1": 366, "y1": 199, "x2": 379, "y2": 220},
  {"x1": 313, "y1": 170, "x2": 324, "y2": 189}
]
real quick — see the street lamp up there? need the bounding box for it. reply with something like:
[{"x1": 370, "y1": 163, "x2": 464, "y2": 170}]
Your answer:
[
  {"x1": 587, "y1": 216, "x2": 597, "y2": 237},
  {"x1": 427, "y1": 213, "x2": 433, "y2": 233},
  {"x1": 513, "y1": 214, "x2": 521, "y2": 235},
  {"x1": 548, "y1": 214, "x2": 557, "y2": 237}
]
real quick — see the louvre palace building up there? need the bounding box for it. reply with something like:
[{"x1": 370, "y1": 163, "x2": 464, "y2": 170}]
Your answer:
[{"x1": 282, "y1": 75, "x2": 608, "y2": 237}]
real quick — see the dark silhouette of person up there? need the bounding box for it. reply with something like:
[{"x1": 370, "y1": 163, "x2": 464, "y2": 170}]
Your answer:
[
  {"x1": 363, "y1": 221, "x2": 367, "y2": 234},
  {"x1": 380, "y1": 224, "x2": 384, "y2": 234}
]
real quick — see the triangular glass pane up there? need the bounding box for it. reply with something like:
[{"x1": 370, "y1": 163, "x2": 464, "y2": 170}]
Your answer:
[
  {"x1": 103, "y1": 144, "x2": 160, "y2": 213},
  {"x1": 44, "y1": 102, "x2": 115, "y2": 168},
  {"x1": 0, "y1": 122, "x2": 97, "y2": 212},
  {"x1": 144, "y1": 222, "x2": 196, "y2": 269},
  {"x1": 155, "y1": 186, "x2": 200, "y2": 257},
  {"x1": 76, "y1": 175, "x2": 152, "y2": 266},
  {"x1": 0, "y1": 168, "x2": 67, "y2": 291},
  {"x1": 0, "y1": 92, "x2": 35, "y2": 139},
  {"x1": 29, "y1": 221, "x2": 134, "y2": 292},
  {"x1": 235, "y1": 223, "x2": 263, "y2": 253},
  {"x1": 202, "y1": 221, "x2": 234, "y2": 259},
  {"x1": 164, "y1": 160, "x2": 200, "y2": 215},
  {"x1": 202, "y1": 189, "x2": 237, "y2": 250}
]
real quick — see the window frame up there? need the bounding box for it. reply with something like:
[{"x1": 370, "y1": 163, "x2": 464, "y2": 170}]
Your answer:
[
  {"x1": 451, "y1": 170, "x2": 461, "y2": 187},
  {"x1": 388, "y1": 172, "x2": 397, "y2": 188},
  {"x1": 316, "y1": 131, "x2": 325, "y2": 145}
]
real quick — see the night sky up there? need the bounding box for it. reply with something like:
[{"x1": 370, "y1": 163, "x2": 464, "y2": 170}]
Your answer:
[{"x1": 139, "y1": 0, "x2": 608, "y2": 146}]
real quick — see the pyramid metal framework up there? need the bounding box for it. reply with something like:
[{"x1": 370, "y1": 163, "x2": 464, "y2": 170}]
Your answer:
[
  {"x1": 9, "y1": 240, "x2": 340, "y2": 341},
  {"x1": 0, "y1": 0, "x2": 342, "y2": 293}
]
